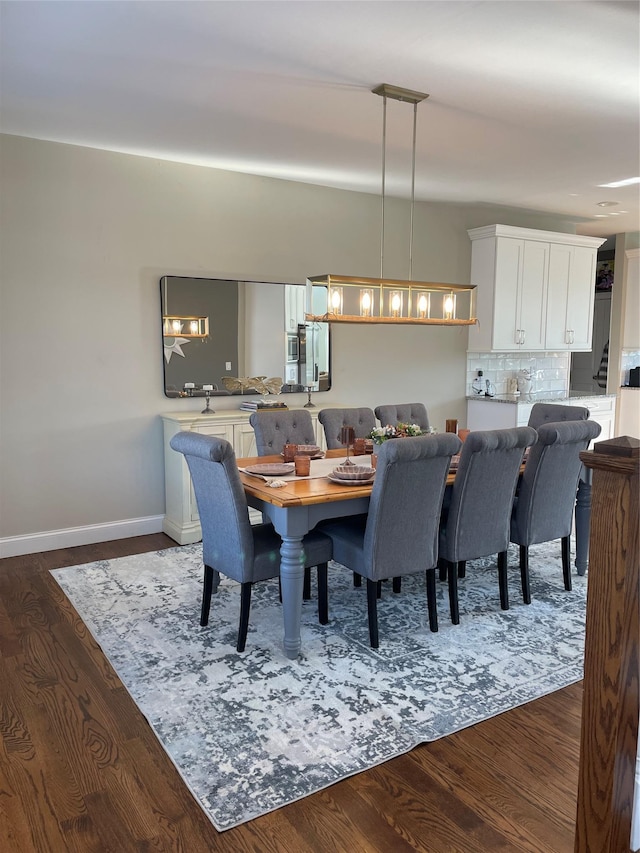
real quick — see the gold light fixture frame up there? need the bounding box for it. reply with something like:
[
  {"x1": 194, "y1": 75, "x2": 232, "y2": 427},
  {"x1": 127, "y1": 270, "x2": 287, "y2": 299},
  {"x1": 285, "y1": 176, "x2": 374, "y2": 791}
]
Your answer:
[
  {"x1": 306, "y1": 274, "x2": 476, "y2": 325},
  {"x1": 306, "y1": 83, "x2": 477, "y2": 327}
]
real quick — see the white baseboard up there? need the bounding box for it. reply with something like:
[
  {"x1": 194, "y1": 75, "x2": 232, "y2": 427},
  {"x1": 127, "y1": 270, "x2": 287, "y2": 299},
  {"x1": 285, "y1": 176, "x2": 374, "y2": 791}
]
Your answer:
[{"x1": 0, "y1": 515, "x2": 165, "y2": 559}]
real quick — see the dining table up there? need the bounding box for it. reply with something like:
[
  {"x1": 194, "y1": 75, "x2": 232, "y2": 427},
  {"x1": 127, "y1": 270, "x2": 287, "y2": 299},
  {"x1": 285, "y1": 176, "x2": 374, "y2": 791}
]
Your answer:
[{"x1": 237, "y1": 448, "x2": 461, "y2": 659}]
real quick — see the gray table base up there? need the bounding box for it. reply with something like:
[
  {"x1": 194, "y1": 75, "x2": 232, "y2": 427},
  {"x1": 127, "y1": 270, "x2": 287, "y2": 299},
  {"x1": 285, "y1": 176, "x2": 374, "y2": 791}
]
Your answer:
[
  {"x1": 247, "y1": 494, "x2": 370, "y2": 659},
  {"x1": 574, "y1": 472, "x2": 591, "y2": 576}
]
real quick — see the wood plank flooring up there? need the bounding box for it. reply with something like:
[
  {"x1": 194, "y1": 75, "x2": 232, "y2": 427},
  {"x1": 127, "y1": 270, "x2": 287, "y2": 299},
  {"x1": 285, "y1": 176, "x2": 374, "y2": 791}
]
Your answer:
[{"x1": 0, "y1": 535, "x2": 582, "y2": 852}]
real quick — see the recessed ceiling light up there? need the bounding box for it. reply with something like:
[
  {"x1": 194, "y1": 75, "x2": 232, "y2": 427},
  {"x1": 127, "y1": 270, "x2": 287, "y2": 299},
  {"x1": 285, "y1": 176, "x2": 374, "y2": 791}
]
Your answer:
[
  {"x1": 597, "y1": 201, "x2": 619, "y2": 207},
  {"x1": 593, "y1": 214, "x2": 608, "y2": 218},
  {"x1": 598, "y1": 177, "x2": 640, "y2": 188}
]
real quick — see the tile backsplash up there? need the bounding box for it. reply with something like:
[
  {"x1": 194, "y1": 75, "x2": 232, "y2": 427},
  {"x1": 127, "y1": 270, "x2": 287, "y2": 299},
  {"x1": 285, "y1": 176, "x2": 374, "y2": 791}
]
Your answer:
[{"x1": 466, "y1": 352, "x2": 571, "y2": 396}]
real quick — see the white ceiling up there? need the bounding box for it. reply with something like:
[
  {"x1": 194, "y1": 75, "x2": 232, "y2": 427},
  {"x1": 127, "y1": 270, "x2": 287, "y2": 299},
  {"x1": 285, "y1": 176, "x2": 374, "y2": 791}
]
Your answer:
[{"x1": 1, "y1": 0, "x2": 639, "y2": 238}]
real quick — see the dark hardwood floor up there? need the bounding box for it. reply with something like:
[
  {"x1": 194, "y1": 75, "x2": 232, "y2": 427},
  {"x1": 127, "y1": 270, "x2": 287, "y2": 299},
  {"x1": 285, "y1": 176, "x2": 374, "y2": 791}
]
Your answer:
[{"x1": 1, "y1": 535, "x2": 582, "y2": 852}]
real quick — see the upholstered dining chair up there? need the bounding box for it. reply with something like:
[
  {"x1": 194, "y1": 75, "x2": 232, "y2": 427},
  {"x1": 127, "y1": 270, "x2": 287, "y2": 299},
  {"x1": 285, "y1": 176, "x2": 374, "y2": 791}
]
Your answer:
[
  {"x1": 527, "y1": 402, "x2": 589, "y2": 429},
  {"x1": 321, "y1": 432, "x2": 461, "y2": 648},
  {"x1": 318, "y1": 407, "x2": 376, "y2": 449},
  {"x1": 438, "y1": 426, "x2": 537, "y2": 624},
  {"x1": 249, "y1": 409, "x2": 317, "y2": 456},
  {"x1": 169, "y1": 431, "x2": 332, "y2": 651},
  {"x1": 527, "y1": 401, "x2": 592, "y2": 576},
  {"x1": 511, "y1": 419, "x2": 601, "y2": 601},
  {"x1": 374, "y1": 402, "x2": 430, "y2": 431},
  {"x1": 249, "y1": 407, "x2": 318, "y2": 599}
]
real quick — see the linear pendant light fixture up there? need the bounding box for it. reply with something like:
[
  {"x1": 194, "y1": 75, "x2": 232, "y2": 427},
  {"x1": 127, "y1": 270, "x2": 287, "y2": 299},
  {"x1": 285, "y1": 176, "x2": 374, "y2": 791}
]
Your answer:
[{"x1": 306, "y1": 84, "x2": 477, "y2": 326}]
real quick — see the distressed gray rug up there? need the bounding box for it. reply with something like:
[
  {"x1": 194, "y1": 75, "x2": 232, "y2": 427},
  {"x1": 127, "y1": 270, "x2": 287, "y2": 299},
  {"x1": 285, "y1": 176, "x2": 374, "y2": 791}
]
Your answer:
[{"x1": 51, "y1": 541, "x2": 587, "y2": 831}]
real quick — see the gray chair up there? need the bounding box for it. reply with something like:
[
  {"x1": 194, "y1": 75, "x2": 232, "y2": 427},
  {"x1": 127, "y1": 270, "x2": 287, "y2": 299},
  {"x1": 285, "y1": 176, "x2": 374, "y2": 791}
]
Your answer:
[
  {"x1": 527, "y1": 401, "x2": 592, "y2": 576},
  {"x1": 511, "y1": 419, "x2": 601, "y2": 601},
  {"x1": 318, "y1": 407, "x2": 376, "y2": 449},
  {"x1": 169, "y1": 432, "x2": 332, "y2": 651},
  {"x1": 321, "y1": 433, "x2": 461, "y2": 648},
  {"x1": 249, "y1": 407, "x2": 318, "y2": 599},
  {"x1": 374, "y1": 402, "x2": 430, "y2": 431},
  {"x1": 439, "y1": 427, "x2": 537, "y2": 624},
  {"x1": 527, "y1": 402, "x2": 589, "y2": 429},
  {"x1": 249, "y1": 409, "x2": 317, "y2": 456}
]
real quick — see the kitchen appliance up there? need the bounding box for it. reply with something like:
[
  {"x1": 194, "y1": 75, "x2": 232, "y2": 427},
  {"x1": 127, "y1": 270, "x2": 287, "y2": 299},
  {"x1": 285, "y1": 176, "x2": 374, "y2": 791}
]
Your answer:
[{"x1": 286, "y1": 333, "x2": 299, "y2": 363}]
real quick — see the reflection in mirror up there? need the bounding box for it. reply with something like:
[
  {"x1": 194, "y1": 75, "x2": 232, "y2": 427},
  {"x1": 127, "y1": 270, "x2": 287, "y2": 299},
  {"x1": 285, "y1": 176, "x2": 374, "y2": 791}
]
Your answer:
[{"x1": 160, "y1": 277, "x2": 331, "y2": 398}]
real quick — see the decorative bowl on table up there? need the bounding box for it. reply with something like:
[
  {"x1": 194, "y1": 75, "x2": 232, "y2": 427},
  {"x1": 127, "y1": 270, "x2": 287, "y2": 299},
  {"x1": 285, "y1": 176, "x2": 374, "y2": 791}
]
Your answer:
[
  {"x1": 330, "y1": 464, "x2": 375, "y2": 481},
  {"x1": 295, "y1": 444, "x2": 321, "y2": 456}
]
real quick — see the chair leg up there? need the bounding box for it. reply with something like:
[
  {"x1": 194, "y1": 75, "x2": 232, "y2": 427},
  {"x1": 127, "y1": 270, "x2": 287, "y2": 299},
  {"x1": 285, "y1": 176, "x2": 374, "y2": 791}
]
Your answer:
[
  {"x1": 458, "y1": 561, "x2": 466, "y2": 579},
  {"x1": 561, "y1": 535, "x2": 572, "y2": 591},
  {"x1": 519, "y1": 545, "x2": 531, "y2": 605},
  {"x1": 376, "y1": 580, "x2": 382, "y2": 599},
  {"x1": 211, "y1": 569, "x2": 221, "y2": 594},
  {"x1": 438, "y1": 557, "x2": 447, "y2": 582},
  {"x1": 200, "y1": 564, "x2": 215, "y2": 626},
  {"x1": 317, "y1": 563, "x2": 328, "y2": 625},
  {"x1": 426, "y1": 568, "x2": 438, "y2": 632},
  {"x1": 303, "y1": 566, "x2": 311, "y2": 600},
  {"x1": 447, "y1": 561, "x2": 459, "y2": 625},
  {"x1": 498, "y1": 551, "x2": 509, "y2": 610},
  {"x1": 353, "y1": 572, "x2": 362, "y2": 587},
  {"x1": 392, "y1": 576, "x2": 402, "y2": 593},
  {"x1": 237, "y1": 582, "x2": 252, "y2": 652},
  {"x1": 366, "y1": 579, "x2": 379, "y2": 648}
]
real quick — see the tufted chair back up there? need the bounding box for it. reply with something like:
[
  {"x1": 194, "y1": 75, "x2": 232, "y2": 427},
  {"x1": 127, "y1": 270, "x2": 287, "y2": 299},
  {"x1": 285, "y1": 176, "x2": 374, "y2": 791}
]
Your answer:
[
  {"x1": 374, "y1": 402, "x2": 430, "y2": 431},
  {"x1": 318, "y1": 407, "x2": 376, "y2": 449},
  {"x1": 527, "y1": 402, "x2": 589, "y2": 429},
  {"x1": 249, "y1": 409, "x2": 317, "y2": 455}
]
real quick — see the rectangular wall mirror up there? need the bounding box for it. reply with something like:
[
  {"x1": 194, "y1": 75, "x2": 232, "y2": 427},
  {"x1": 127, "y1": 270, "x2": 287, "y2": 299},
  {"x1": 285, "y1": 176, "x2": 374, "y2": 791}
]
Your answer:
[{"x1": 160, "y1": 276, "x2": 331, "y2": 398}]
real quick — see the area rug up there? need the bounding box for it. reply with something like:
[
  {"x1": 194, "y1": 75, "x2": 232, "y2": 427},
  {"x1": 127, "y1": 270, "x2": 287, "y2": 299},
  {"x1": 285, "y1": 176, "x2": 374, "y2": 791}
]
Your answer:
[{"x1": 51, "y1": 541, "x2": 587, "y2": 831}]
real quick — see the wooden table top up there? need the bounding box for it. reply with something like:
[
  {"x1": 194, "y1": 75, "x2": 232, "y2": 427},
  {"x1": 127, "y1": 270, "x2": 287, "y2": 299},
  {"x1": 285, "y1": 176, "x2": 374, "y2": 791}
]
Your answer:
[{"x1": 237, "y1": 448, "x2": 459, "y2": 508}]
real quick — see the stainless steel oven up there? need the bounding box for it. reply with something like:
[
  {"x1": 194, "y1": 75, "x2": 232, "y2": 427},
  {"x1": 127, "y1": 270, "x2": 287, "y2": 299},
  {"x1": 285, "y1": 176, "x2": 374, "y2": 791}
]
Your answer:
[{"x1": 286, "y1": 333, "x2": 299, "y2": 363}]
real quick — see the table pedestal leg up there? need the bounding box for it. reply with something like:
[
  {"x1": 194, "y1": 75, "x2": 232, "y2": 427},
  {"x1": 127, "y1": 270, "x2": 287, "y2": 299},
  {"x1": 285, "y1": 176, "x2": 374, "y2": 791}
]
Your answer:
[
  {"x1": 279, "y1": 535, "x2": 305, "y2": 659},
  {"x1": 575, "y1": 476, "x2": 592, "y2": 577}
]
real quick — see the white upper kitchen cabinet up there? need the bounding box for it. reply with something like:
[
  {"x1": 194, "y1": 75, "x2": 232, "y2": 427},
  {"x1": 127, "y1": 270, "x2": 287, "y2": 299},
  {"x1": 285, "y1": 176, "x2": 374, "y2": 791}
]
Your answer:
[
  {"x1": 546, "y1": 244, "x2": 598, "y2": 350},
  {"x1": 467, "y1": 225, "x2": 605, "y2": 353}
]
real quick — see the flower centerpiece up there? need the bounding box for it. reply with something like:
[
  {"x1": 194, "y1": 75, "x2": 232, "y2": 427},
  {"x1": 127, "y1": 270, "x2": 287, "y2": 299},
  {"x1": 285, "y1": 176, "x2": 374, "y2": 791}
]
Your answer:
[{"x1": 368, "y1": 422, "x2": 428, "y2": 445}]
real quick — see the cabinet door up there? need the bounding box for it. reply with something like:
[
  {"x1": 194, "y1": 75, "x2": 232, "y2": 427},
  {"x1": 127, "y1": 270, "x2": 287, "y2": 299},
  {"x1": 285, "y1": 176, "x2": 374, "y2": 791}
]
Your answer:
[
  {"x1": 566, "y1": 247, "x2": 596, "y2": 350},
  {"x1": 518, "y1": 241, "x2": 548, "y2": 350},
  {"x1": 233, "y1": 422, "x2": 257, "y2": 458},
  {"x1": 492, "y1": 238, "x2": 523, "y2": 350},
  {"x1": 547, "y1": 245, "x2": 596, "y2": 350}
]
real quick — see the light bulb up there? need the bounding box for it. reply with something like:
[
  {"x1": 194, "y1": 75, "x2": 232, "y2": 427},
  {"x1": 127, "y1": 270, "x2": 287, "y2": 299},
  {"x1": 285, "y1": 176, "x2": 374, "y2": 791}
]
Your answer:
[
  {"x1": 172, "y1": 319, "x2": 182, "y2": 334},
  {"x1": 443, "y1": 293, "x2": 456, "y2": 320},
  {"x1": 360, "y1": 289, "x2": 373, "y2": 317},
  {"x1": 190, "y1": 320, "x2": 199, "y2": 335},
  {"x1": 417, "y1": 293, "x2": 430, "y2": 319}
]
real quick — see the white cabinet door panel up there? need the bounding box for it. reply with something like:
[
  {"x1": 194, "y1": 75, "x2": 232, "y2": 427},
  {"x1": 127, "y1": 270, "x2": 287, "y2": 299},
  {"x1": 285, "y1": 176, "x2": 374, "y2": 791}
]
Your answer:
[{"x1": 519, "y1": 241, "x2": 548, "y2": 350}]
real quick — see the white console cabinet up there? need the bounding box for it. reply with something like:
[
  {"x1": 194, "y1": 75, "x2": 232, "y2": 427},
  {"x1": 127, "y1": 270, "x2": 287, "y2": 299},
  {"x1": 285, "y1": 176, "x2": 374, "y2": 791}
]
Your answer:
[
  {"x1": 162, "y1": 408, "x2": 326, "y2": 544},
  {"x1": 467, "y1": 225, "x2": 606, "y2": 353}
]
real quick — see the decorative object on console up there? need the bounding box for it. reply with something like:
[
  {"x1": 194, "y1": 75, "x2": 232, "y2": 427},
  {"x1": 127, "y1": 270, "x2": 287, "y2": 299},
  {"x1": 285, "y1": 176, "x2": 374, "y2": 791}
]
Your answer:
[
  {"x1": 222, "y1": 376, "x2": 283, "y2": 396},
  {"x1": 306, "y1": 84, "x2": 477, "y2": 327},
  {"x1": 201, "y1": 385, "x2": 215, "y2": 414}
]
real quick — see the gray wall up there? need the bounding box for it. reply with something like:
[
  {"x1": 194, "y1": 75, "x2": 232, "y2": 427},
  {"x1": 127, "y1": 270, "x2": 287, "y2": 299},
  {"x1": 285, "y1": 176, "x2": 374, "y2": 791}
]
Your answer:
[{"x1": 0, "y1": 134, "x2": 587, "y2": 549}]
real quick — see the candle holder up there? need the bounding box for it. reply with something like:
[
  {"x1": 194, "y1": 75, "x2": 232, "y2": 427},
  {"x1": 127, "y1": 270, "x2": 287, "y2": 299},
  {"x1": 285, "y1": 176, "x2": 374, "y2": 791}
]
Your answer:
[
  {"x1": 201, "y1": 390, "x2": 215, "y2": 414},
  {"x1": 304, "y1": 385, "x2": 315, "y2": 408},
  {"x1": 340, "y1": 425, "x2": 356, "y2": 466}
]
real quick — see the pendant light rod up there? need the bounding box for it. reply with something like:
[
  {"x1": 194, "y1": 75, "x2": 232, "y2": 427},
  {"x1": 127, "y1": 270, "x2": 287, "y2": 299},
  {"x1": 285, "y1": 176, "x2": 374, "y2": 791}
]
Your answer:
[
  {"x1": 380, "y1": 92, "x2": 387, "y2": 279},
  {"x1": 372, "y1": 84, "x2": 429, "y2": 283}
]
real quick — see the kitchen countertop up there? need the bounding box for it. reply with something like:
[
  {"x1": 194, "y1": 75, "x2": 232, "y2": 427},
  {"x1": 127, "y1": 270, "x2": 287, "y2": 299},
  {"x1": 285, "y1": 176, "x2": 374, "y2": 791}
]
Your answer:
[{"x1": 466, "y1": 391, "x2": 617, "y2": 404}]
